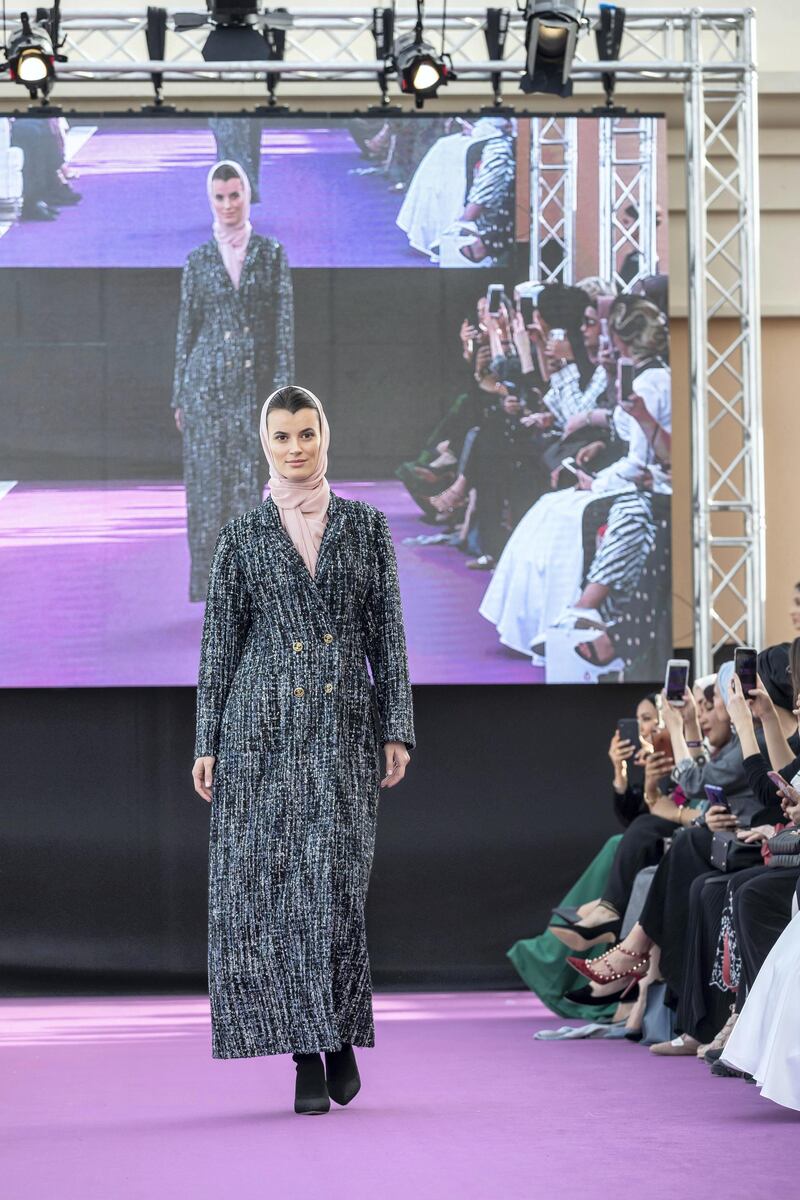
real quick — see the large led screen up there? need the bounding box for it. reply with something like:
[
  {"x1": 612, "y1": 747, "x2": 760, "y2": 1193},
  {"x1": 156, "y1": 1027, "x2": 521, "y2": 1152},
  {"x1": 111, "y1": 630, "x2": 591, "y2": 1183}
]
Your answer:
[{"x1": 0, "y1": 113, "x2": 671, "y2": 685}]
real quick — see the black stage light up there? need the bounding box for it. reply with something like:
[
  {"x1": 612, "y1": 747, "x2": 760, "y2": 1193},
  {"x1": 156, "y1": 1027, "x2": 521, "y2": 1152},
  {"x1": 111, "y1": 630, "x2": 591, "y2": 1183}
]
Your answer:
[
  {"x1": 394, "y1": 0, "x2": 453, "y2": 109},
  {"x1": 4, "y1": 11, "x2": 56, "y2": 98},
  {"x1": 519, "y1": 0, "x2": 583, "y2": 97},
  {"x1": 595, "y1": 2, "x2": 626, "y2": 107}
]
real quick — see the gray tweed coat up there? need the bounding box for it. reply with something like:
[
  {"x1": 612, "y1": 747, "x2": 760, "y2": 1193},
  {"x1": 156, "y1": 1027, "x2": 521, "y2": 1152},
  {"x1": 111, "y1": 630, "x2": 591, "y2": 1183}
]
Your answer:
[
  {"x1": 172, "y1": 234, "x2": 294, "y2": 601},
  {"x1": 196, "y1": 491, "x2": 416, "y2": 1059}
]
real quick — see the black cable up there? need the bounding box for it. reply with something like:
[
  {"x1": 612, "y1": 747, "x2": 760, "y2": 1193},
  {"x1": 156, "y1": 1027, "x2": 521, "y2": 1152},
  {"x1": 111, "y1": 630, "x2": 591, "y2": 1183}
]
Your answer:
[{"x1": 441, "y1": 0, "x2": 446, "y2": 56}]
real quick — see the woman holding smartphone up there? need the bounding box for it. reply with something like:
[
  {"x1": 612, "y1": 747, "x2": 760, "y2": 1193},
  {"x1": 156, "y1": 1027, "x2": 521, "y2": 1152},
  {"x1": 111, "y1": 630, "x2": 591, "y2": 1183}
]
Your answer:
[{"x1": 192, "y1": 386, "x2": 415, "y2": 1114}]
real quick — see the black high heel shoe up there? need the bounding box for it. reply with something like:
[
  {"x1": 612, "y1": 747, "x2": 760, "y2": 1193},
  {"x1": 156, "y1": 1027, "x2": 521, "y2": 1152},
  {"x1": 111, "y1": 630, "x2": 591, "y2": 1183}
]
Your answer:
[
  {"x1": 564, "y1": 982, "x2": 640, "y2": 1008},
  {"x1": 324, "y1": 1044, "x2": 361, "y2": 1107},
  {"x1": 292, "y1": 1052, "x2": 331, "y2": 1115},
  {"x1": 548, "y1": 915, "x2": 621, "y2": 951}
]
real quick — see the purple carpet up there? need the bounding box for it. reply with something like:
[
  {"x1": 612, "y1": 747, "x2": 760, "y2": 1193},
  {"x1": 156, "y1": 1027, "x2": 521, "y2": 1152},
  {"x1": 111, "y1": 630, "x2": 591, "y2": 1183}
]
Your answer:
[
  {"x1": 2, "y1": 991, "x2": 795, "y2": 1199},
  {"x1": 0, "y1": 479, "x2": 541, "y2": 687},
  {"x1": 0, "y1": 124, "x2": 430, "y2": 269}
]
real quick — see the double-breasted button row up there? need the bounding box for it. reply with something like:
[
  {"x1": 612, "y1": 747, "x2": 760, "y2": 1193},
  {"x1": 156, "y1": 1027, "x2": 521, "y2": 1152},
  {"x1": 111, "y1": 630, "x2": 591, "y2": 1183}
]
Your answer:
[
  {"x1": 291, "y1": 634, "x2": 334, "y2": 651},
  {"x1": 292, "y1": 683, "x2": 334, "y2": 698},
  {"x1": 223, "y1": 328, "x2": 251, "y2": 339}
]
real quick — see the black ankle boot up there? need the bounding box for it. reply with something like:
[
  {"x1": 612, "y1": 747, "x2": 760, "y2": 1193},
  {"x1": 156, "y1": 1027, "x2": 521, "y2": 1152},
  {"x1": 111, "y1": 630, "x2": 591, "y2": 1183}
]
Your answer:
[
  {"x1": 324, "y1": 1044, "x2": 361, "y2": 1106},
  {"x1": 291, "y1": 1052, "x2": 330, "y2": 1115}
]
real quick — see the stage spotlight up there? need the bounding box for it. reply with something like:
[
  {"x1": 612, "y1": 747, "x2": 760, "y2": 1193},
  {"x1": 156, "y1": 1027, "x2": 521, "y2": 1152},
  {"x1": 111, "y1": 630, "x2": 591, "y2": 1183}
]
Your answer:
[
  {"x1": 4, "y1": 12, "x2": 56, "y2": 99},
  {"x1": 519, "y1": 0, "x2": 583, "y2": 98},
  {"x1": 394, "y1": 0, "x2": 453, "y2": 109}
]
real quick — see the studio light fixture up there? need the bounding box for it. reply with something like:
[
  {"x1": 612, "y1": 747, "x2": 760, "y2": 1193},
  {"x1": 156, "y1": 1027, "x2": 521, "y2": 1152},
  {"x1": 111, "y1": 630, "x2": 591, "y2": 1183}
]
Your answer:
[
  {"x1": 2, "y1": 6, "x2": 66, "y2": 101},
  {"x1": 519, "y1": 0, "x2": 585, "y2": 98},
  {"x1": 594, "y1": 2, "x2": 626, "y2": 107},
  {"x1": 393, "y1": 0, "x2": 453, "y2": 109},
  {"x1": 484, "y1": 7, "x2": 510, "y2": 107}
]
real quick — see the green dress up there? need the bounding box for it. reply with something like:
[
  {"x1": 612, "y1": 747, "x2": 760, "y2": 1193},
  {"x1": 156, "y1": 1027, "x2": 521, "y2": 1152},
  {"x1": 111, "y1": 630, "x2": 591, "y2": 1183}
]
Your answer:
[{"x1": 507, "y1": 835, "x2": 623, "y2": 1021}]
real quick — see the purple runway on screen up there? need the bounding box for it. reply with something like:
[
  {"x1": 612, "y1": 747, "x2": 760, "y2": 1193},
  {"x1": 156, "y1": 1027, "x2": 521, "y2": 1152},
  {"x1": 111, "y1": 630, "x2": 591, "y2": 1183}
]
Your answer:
[
  {"x1": 0, "y1": 480, "x2": 542, "y2": 687},
  {"x1": 0, "y1": 123, "x2": 431, "y2": 270}
]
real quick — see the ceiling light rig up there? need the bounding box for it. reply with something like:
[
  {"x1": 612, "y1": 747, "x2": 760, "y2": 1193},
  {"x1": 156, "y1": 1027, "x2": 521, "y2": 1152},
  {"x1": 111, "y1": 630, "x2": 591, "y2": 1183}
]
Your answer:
[
  {"x1": 390, "y1": 0, "x2": 455, "y2": 109},
  {"x1": 519, "y1": 0, "x2": 588, "y2": 98},
  {"x1": 1, "y1": 4, "x2": 68, "y2": 102}
]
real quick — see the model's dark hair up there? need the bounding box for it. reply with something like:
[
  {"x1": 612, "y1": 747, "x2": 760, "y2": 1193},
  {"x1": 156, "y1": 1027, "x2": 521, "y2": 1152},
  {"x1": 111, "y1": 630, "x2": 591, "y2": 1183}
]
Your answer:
[
  {"x1": 640, "y1": 692, "x2": 659, "y2": 710},
  {"x1": 211, "y1": 163, "x2": 243, "y2": 184},
  {"x1": 537, "y1": 283, "x2": 595, "y2": 388},
  {"x1": 790, "y1": 637, "x2": 800, "y2": 706},
  {"x1": 265, "y1": 386, "x2": 320, "y2": 426}
]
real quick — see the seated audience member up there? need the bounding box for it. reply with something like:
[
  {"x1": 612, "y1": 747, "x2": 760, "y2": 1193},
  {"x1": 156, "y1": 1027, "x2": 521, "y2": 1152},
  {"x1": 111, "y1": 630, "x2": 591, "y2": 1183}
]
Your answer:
[
  {"x1": 551, "y1": 681, "x2": 715, "y2": 955},
  {"x1": 479, "y1": 295, "x2": 670, "y2": 677},
  {"x1": 508, "y1": 693, "x2": 668, "y2": 1019},
  {"x1": 568, "y1": 664, "x2": 762, "y2": 1024}
]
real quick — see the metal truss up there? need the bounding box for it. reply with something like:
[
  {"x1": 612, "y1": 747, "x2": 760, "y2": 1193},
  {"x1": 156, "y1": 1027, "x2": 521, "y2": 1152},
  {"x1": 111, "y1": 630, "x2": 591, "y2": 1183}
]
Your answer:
[
  {"x1": 0, "y1": 7, "x2": 764, "y2": 668},
  {"x1": 529, "y1": 116, "x2": 576, "y2": 285},
  {"x1": 598, "y1": 115, "x2": 658, "y2": 293}
]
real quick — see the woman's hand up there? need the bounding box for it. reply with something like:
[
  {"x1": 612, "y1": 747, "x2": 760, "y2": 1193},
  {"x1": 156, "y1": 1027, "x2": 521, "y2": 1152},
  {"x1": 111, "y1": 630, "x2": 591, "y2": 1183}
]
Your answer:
[
  {"x1": 747, "y1": 674, "x2": 777, "y2": 722},
  {"x1": 727, "y1": 673, "x2": 755, "y2": 732},
  {"x1": 520, "y1": 411, "x2": 554, "y2": 430},
  {"x1": 576, "y1": 440, "x2": 606, "y2": 468},
  {"x1": 192, "y1": 755, "x2": 216, "y2": 803},
  {"x1": 737, "y1": 824, "x2": 775, "y2": 844},
  {"x1": 618, "y1": 391, "x2": 650, "y2": 424},
  {"x1": 174, "y1": 407, "x2": 184, "y2": 433},
  {"x1": 381, "y1": 742, "x2": 410, "y2": 789},
  {"x1": 609, "y1": 729, "x2": 635, "y2": 769},
  {"x1": 459, "y1": 318, "x2": 480, "y2": 361},
  {"x1": 575, "y1": 468, "x2": 594, "y2": 491},
  {"x1": 705, "y1": 804, "x2": 738, "y2": 832},
  {"x1": 643, "y1": 749, "x2": 674, "y2": 796}
]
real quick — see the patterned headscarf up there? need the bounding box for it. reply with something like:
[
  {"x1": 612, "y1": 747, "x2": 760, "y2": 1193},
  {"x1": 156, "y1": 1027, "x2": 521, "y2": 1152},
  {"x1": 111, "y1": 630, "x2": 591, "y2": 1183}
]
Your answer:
[
  {"x1": 259, "y1": 387, "x2": 331, "y2": 578},
  {"x1": 207, "y1": 159, "x2": 252, "y2": 290}
]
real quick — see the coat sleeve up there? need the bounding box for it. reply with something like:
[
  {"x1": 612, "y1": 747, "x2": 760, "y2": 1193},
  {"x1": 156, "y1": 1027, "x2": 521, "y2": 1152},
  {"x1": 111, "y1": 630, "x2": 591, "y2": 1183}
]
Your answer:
[
  {"x1": 363, "y1": 509, "x2": 416, "y2": 752},
  {"x1": 270, "y1": 242, "x2": 295, "y2": 390},
  {"x1": 194, "y1": 524, "x2": 252, "y2": 759},
  {"x1": 172, "y1": 256, "x2": 201, "y2": 411}
]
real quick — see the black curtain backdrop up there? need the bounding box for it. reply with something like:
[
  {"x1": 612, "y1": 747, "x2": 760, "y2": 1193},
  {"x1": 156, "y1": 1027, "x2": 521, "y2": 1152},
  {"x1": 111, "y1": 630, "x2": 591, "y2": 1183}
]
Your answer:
[{"x1": 1, "y1": 681, "x2": 658, "y2": 996}]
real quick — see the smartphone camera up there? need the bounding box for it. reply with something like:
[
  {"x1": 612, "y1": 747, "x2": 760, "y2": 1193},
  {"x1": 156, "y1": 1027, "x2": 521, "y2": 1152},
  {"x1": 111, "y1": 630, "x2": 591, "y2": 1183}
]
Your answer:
[
  {"x1": 734, "y1": 646, "x2": 758, "y2": 699},
  {"x1": 664, "y1": 659, "x2": 690, "y2": 705}
]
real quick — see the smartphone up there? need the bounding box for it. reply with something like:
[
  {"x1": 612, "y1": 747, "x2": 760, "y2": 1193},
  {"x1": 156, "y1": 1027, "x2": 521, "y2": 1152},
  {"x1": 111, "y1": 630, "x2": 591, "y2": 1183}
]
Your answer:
[
  {"x1": 598, "y1": 318, "x2": 610, "y2": 355},
  {"x1": 734, "y1": 646, "x2": 758, "y2": 698},
  {"x1": 651, "y1": 727, "x2": 672, "y2": 756},
  {"x1": 560, "y1": 456, "x2": 595, "y2": 481},
  {"x1": 617, "y1": 356, "x2": 635, "y2": 405},
  {"x1": 617, "y1": 718, "x2": 641, "y2": 754},
  {"x1": 487, "y1": 283, "x2": 504, "y2": 315},
  {"x1": 549, "y1": 326, "x2": 566, "y2": 342},
  {"x1": 664, "y1": 658, "x2": 691, "y2": 705},
  {"x1": 519, "y1": 294, "x2": 535, "y2": 326},
  {"x1": 704, "y1": 784, "x2": 729, "y2": 811}
]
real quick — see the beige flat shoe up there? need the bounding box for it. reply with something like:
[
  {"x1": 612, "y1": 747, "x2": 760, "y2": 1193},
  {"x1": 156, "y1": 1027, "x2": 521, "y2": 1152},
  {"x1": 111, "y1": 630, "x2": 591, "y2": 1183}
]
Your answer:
[{"x1": 650, "y1": 1034, "x2": 701, "y2": 1057}]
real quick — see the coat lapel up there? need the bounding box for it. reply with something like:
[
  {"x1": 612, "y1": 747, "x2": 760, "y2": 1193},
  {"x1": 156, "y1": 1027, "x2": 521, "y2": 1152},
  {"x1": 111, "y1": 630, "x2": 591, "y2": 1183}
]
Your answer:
[{"x1": 260, "y1": 490, "x2": 346, "y2": 595}]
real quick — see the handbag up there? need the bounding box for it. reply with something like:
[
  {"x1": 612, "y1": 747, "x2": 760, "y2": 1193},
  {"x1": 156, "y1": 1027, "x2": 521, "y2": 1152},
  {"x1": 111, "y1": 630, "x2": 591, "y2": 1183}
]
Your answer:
[
  {"x1": 709, "y1": 830, "x2": 762, "y2": 873},
  {"x1": 766, "y1": 827, "x2": 800, "y2": 868}
]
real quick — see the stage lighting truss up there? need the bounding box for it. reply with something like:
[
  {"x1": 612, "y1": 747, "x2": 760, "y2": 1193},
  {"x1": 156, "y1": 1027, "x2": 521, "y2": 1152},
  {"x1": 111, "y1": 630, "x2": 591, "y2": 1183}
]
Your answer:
[{"x1": 0, "y1": 6, "x2": 766, "y2": 668}]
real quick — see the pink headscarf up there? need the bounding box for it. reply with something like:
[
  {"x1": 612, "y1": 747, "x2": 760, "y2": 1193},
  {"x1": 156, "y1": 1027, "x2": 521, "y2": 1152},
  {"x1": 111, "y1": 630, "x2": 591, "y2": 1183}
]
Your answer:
[
  {"x1": 207, "y1": 159, "x2": 252, "y2": 290},
  {"x1": 260, "y1": 387, "x2": 332, "y2": 578}
]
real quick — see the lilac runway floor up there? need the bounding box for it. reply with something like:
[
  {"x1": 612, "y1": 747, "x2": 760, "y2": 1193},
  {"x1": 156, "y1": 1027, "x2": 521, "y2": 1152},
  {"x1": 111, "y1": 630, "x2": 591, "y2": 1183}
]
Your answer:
[
  {"x1": 0, "y1": 124, "x2": 429, "y2": 269},
  {"x1": 3, "y1": 990, "x2": 796, "y2": 1200},
  {"x1": 0, "y1": 479, "x2": 540, "y2": 686}
]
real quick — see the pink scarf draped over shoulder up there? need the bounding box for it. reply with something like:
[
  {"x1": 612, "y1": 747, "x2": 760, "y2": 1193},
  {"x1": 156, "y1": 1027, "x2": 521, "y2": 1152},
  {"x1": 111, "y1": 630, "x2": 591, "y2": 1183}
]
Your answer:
[{"x1": 259, "y1": 388, "x2": 332, "y2": 577}]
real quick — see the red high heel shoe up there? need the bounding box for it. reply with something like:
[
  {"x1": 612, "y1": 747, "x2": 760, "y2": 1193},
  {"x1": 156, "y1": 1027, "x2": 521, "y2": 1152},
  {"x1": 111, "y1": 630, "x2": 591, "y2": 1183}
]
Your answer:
[{"x1": 567, "y1": 945, "x2": 650, "y2": 997}]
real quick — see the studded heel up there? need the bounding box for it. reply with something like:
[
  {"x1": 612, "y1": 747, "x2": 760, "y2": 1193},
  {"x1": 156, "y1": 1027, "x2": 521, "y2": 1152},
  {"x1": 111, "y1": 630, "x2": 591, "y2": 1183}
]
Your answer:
[{"x1": 566, "y1": 945, "x2": 650, "y2": 996}]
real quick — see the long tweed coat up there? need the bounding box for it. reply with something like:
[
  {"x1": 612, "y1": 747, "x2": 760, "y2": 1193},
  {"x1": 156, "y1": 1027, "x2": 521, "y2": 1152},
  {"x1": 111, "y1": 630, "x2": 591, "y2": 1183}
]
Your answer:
[
  {"x1": 172, "y1": 234, "x2": 294, "y2": 601},
  {"x1": 196, "y1": 491, "x2": 416, "y2": 1059}
]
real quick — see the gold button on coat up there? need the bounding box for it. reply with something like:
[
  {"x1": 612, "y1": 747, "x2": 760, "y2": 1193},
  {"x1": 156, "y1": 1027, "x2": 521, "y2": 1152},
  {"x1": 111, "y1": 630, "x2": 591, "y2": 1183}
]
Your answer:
[
  {"x1": 324, "y1": 682, "x2": 334, "y2": 694},
  {"x1": 244, "y1": 358, "x2": 252, "y2": 368},
  {"x1": 323, "y1": 633, "x2": 334, "y2": 644},
  {"x1": 292, "y1": 640, "x2": 303, "y2": 652},
  {"x1": 293, "y1": 686, "x2": 305, "y2": 698}
]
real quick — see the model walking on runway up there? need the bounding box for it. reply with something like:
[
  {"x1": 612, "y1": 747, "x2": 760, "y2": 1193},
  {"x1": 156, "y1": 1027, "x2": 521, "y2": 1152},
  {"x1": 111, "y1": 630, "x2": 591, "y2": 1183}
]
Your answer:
[
  {"x1": 172, "y1": 159, "x2": 294, "y2": 601},
  {"x1": 192, "y1": 385, "x2": 415, "y2": 1114}
]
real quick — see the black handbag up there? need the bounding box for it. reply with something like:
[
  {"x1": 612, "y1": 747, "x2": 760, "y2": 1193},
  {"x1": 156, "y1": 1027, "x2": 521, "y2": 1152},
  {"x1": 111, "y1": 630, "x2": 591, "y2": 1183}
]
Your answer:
[
  {"x1": 709, "y1": 830, "x2": 762, "y2": 873},
  {"x1": 767, "y1": 828, "x2": 800, "y2": 868}
]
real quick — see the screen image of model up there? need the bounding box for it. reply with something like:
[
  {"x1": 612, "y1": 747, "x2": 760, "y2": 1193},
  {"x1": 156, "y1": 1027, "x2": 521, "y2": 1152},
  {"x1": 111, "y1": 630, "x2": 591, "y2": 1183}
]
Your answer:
[{"x1": 0, "y1": 114, "x2": 671, "y2": 686}]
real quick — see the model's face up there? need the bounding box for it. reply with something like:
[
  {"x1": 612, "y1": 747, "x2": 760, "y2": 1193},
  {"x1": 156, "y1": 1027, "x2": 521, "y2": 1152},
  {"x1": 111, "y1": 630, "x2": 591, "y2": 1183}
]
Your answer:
[
  {"x1": 212, "y1": 177, "x2": 245, "y2": 226},
  {"x1": 580, "y1": 305, "x2": 600, "y2": 358},
  {"x1": 791, "y1": 587, "x2": 800, "y2": 633},
  {"x1": 636, "y1": 699, "x2": 658, "y2": 741},
  {"x1": 267, "y1": 408, "x2": 321, "y2": 481}
]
